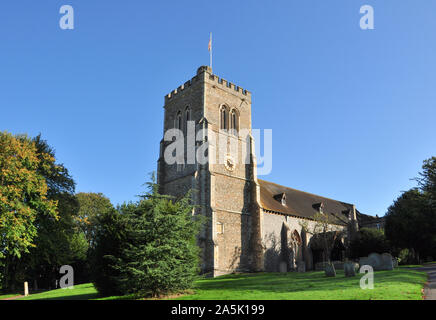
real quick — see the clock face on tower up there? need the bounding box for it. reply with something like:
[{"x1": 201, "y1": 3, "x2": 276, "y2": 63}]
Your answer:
[{"x1": 224, "y1": 155, "x2": 235, "y2": 172}]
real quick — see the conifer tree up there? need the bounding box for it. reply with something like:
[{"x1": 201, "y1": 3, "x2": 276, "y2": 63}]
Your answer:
[{"x1": 116, "y1": 180, "x2": 202, "y2": 297}]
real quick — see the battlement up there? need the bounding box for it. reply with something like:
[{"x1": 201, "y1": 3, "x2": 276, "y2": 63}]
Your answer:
[{"x1": 165, "y1": 66, "x2": 251, "y2": 103}]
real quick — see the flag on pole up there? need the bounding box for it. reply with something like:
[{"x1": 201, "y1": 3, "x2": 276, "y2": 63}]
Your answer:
[
  {"x1": 208, "y1": 32, "x2": 212, "y2": 70},
  {"x1": 208, "y1": 32, "x2": 212, "y2": 51}
]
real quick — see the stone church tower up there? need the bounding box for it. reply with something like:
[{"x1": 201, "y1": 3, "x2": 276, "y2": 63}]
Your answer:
[{"x1": 157, "y1": 66, "x2": 263, "y2": 276}]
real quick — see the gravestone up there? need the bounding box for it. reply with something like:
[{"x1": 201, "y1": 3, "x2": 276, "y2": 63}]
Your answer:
[
  {"x1": 296, "y1": 260, "x2": 306, "y2": 273},
  {"x1": 368, "y1": 253, "x2": 383, "y2": 270},
  {"x1": 360, "y1": 253, "x2": 394, "y2": 271},
  {"x1": 325, "y1": 263, "x2": 336, "y2": 277},
  {"x1": 279, "y1": 261, "x2": 287, "y2": 273},
  {"x1": 344, "y1": 262, "x2": 356, "y2": 277},
  {"x1": 381, "y1": 253, "x2": 394, "y2": 270}
]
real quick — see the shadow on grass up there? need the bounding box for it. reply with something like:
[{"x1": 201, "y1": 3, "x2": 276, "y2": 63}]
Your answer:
[
  {"x1": 190, "y1": 269, "x2": 426, "y2": 295},
  {"x1": 35, "y1": 293, "x2": 101, "y2": 301}
]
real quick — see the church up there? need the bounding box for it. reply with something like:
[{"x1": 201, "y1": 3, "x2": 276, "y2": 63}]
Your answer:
[{"x1": 157, "y1": 66, "x2": 380, "y2": 276}]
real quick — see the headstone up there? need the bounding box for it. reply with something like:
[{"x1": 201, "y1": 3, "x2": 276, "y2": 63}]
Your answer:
[
  {"x1": 34, "y1": 280, "x2": 38, "y2": 291},
  {"x1": 344, "y1": 262, "x2": 356, "y2": 277},
  {"x1": 24, "y1": 282, "x2": 29, "y2": 296},
  {"x1": 325, "y1": 263, "x2": 336, "y2": 277},
  {"x1": 392, "y1": 258, "x2": 398, "y2": 268},
  {"x1": 296, "y1": 261, "x2": 306, "y2": 273},
  {"x1": 381, "y1": 253, "x2": 394, "y2": 270},
  {"x1": 360, "y1": 253, "x2": 394, "y2": 271},
  {"x1": 279, "y1": 261, "x2": 287, "y2": 273},
  {"x1": 368, "y1": 253, "x2": 383, "y2": 270}
]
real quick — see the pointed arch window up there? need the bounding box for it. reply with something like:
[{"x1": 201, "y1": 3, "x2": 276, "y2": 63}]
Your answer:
[
  {"x1": 184, "y1": 107, "x2": 191, "y2": 134},
  {"x1": 230, "y1": 109, "x2": 238, "y2": 135},
  {"x1": 185, "y1": 107, "x2": 191, "y2": 123},
  {"x1": 176, "y1": 111, "x2": 183, "y2": 131},
  {"x1": 220, "y1": 106, "x2": 229, "y2": 131}
]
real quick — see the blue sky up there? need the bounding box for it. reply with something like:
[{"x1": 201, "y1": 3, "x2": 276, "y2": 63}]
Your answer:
[{"x1": 1, "y1": 1, "x2": 435, "y2": 216}]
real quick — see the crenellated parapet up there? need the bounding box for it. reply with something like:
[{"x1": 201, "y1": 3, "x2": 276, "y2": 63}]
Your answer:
[{"x1": 165, "y1": 66, "x2": 251, "y2": 104}]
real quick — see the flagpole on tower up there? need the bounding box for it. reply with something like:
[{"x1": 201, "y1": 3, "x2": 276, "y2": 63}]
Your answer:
[{"x1": 208, "y1": 32, "x2": 212, "y2": 71}]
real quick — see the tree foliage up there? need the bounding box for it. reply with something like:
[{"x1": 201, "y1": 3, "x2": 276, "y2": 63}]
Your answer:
[
  {"x1": 350, "y1": 227, "x2": 389, "y2": 258},
  {"x1": 385, "y1": 157, "x2": 436, "y2": 263},
  {"x1": 76, "y1": 192, "x2": 114, "y2": 248},
  {"x1": 0, "y1": 132, "x2": 58, "y2": 260},
  {"x1": 90, "y1": 207, "x2": 126, "y2": 296},
  {"x1": 91, "y1": 180, "x2": 203, "y2": 298}
]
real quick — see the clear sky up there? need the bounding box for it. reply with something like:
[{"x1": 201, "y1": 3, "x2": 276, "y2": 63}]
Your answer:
[{"x1": 1, "y1": 1, "x2": 435, "y2": 216}]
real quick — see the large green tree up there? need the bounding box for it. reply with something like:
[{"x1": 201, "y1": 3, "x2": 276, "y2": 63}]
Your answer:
[
  {"x1": 92, "y1": 179, "x2": 203, "y2": 298},
  {"x1": 76, "y1": 192, "x2": 114, "y2": 248},
  {"x1": 385, "y1": 157, "x2": 436, "y2": 263},
  {"x1": 90, "y1": 207, "x2": 127, "y2": 296},
  {"x1": 0, "y1": 133, "x2": 90, "y2": 290},
  {"x1": 0, "y1": 132, "x2": 58, "y2": 289},
  {"x1": 25, "y1": 135, "x2": 89, "y2": 288}
]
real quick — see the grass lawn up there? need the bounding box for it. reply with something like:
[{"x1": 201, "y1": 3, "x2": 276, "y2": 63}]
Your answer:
[
  {"x1": 16, "y1": 283, "x2": 135, "y2": 300},
  {"x1": 17, "y1": 283, "x2": 100, "y2": 300},
  {"x1": 14, "y1": 267, "x2": 426, "y2": 300},
  {"x1": 0, "y1": 293, "x2": 22, "y2": 299}
]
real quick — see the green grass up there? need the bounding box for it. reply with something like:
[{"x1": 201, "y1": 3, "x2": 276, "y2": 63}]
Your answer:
[
  {"x1": 176, "y1": 268, "x2": 427, "y2": 300},
  {"x1": 16, "y1": 283, "x2": 135, "y2": 300},
  {"x1": 0, "y1": 293, "x2": 22, "y2": 300},
  {"x1": 14, "y1": 268, "x2": 427, "y2": 300},
  {"x1": 17, "y1": 283, "x2": 99, "y2": 300}
]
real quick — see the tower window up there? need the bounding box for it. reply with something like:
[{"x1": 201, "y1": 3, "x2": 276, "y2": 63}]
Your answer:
[
  {"x1": 185, "y1": 107, "x2": 191, "y2": 123},
  {"x1": 185, "y1": 107, "x2": 191, "y2": 134},
  {"x1": 230, "y1": 109, "x2": 238, "y2": 135},
  {"x1": 220, "y1": 106, "x2": 228, "y2": 131},
  {"x1": 176, "y1": 111, "x2": 182, "y2": 131}
]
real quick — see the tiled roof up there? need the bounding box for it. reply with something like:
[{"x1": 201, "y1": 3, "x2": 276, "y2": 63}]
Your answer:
[{"x1": 258, "y1": 179, "x2": 361, "y2": 226}]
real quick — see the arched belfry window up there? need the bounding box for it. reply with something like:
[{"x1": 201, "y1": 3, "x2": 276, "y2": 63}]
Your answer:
[
  {"x1": 185, "y1": 107, "x2": 191, "y2": 123},
  {"x1": 220, "y1": 105, "x2": 229, "y2": 131},
  {"x1": 176, "y1": 111, "x2": 182, "y2": 130},
  {"x1": 230, "y1": 109, "x2": 238, "y2": 135},
  {"x1": 185, "y1": 107, "x2": 191, "y2": 133}
]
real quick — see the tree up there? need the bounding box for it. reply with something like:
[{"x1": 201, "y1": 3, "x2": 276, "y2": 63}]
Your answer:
[
  {"x1": 0, "y1": 132, "x2": 58, "y2": 289},
  {"x1": 350, "y1": 227, "x2": 389, "y2": 258},
  {"x1": 92, "y1": 179, "x2": 204, "y2": 298},
  {"x1": 75, "y1": 192, "x2": 114, "y2": 248},
  {"x1": 90, "y1": 207, "x2": 127, "y2": 296},
  {"x1": 0, "y1": 134, "x2": 92, "y2": 290},
  {"x1": 117, "y1": 182, "x2": 203, "y2": 297},
  {"x1": 415, "y1": 157, "x2": 436, "y2": 208},
  {"x1": 384, "y1": 189, "x2": 434, "y2": 263},
  {"x1": 0, "y1": 132, "x2": 58, "y2": 258}
]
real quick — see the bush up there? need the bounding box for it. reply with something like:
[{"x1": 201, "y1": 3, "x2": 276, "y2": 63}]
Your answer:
[{"x1": 350, "y1": 228, "x2": 389, "y2": 258}]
